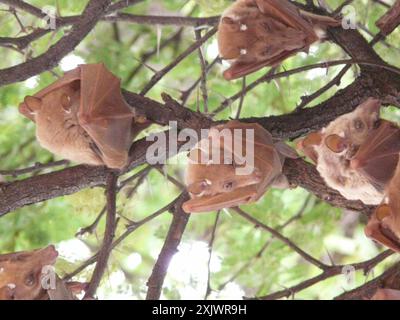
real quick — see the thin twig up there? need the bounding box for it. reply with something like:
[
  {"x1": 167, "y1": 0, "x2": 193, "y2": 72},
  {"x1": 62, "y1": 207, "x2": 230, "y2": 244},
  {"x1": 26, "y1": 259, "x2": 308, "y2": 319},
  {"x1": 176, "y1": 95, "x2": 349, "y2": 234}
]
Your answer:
[
  {"x1": 195, "y1": 29, "x2": 209, "y2": 113},
  {"x1": 205, "y1": 211, "x2": 220, "y2": 300},
  {"x1": 84, "y1": 171, "x2": 118, "y2": 299},
  {"x1": 146, "y1": 193, "x2": 190, "y2": 300},
  {"x1": 233, "y1": 208, "x2": 328, "y2": 270},
  {"x1": 140, "y1": 27, "x2": 217, "y2": 95},
  {"x1": 254, "y1": 250, "x2": 393, "y2": 300}
]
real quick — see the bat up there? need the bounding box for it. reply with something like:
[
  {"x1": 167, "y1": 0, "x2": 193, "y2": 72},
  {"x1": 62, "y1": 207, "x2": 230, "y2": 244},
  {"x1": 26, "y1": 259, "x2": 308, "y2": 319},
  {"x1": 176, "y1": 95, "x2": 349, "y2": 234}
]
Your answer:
[
  {"x1": 371, "y1": 289, "x2": 400, "y2": 300},
  {"x1": 296, "y1": 98, "x2": 384, "y2": 205},
  {"x1": 365, "y1": 161, "x2": 400, "y2": 253},
  {"x1": 218, "y1": 0, "x2": 340, "y2": 80},
  {"x1": 0, "y1": 245, "x2": 58, "y2": 300},
  {"x1": 182, "y1": 120, "x2": 298, "y2": 213},
  {"x1": 19, "y1": 63, "x2": 148, "y2": 169}
]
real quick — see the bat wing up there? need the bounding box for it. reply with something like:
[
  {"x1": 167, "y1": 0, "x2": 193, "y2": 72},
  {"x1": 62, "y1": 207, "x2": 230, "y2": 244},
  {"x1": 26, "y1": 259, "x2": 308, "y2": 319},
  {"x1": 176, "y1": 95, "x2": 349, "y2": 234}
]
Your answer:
[
  {"x1": 78, "y1": 63, "x2": 135, "y2": 169},
  {"x1": 351, "y1": 121, "x2": 400, "y2": 190},
  {"x1": 224, "y1": 49, "x2": 299, "y2": 80},
  {"x1": 255, "y1": 0, "x2": 318, "y2": 40},
  {"x1": 19, "y1": 68, "x2": 80, "y2": 122},
  {"x1": 182, "y1": 185, "x2": 258, "y2": 213}
]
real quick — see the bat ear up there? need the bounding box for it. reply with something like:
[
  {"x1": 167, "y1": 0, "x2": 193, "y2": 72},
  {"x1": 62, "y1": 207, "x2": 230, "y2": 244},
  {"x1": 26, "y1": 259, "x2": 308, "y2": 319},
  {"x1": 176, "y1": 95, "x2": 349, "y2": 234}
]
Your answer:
[
  {"x1": 221, "y1": 17, "x2": 240, "y2": 31},
  {"x1": 24, "y1": 96, "x2": 42, "y2": 114},
  {"x1": 296, "y1": 132, "x2": 321, "y2": 163},
  {"x1": 375, "y1": 204, "x2": 391, "y2": 221},
  {"x1": 324, "y1": 134, "x2": 347, "y2": 153},
  {"x1": 359, "y1": 98, "x2": 381, "y2": 114}
]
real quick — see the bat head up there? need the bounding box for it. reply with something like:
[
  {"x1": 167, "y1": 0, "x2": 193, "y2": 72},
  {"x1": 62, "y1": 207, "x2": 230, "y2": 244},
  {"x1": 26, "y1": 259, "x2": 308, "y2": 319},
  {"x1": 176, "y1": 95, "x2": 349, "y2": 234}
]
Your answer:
[
  {"x1": 0, "y1": 245, "x2": 58, "y2": 300},
  {"x1": 323, "y1": 98, "x2": 381, "y2": 152},
  {"x1": 183, "y1": 121, "x2": 284, "y2": 213},
  {"x1": 296, "y1": 99, "x2": 384, "y2": 205}
]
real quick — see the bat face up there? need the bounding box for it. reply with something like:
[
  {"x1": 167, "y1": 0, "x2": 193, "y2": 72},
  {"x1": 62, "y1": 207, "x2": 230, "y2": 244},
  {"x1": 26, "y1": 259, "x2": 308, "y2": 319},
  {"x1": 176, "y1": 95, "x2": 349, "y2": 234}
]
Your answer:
[
  {"x1": 0, "y1": 245, "x2": 58, "y2": 300},
  {"x1": 217, "y1": 0, "x2": 338, "y2": 80},
  {"x1": 19, "y1": 63, "x2": 147, "y2": 169},
  {"x1": 297, "y1": 98, "x2": 384, "y2": 205},
  {"x1": 182, "y1": 121, "x2": 294, "y2": 213}
]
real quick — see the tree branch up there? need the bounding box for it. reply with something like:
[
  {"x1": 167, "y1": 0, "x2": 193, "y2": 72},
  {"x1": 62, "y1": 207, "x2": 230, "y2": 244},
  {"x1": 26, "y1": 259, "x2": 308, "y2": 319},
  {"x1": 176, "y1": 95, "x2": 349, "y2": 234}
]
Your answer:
[
  {"x1": 146, "y1": 193, "x2": 190, "y2": 300},
  {"x1": 0, "y1": 0, "x2": 112, "y2": 86}
]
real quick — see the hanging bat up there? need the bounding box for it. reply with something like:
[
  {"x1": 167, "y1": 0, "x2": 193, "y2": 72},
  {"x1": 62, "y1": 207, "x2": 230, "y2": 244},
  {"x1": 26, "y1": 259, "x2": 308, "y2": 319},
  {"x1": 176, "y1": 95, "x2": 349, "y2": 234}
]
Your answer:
[
  {"x1": 371, "y1": 288, "x2": 400, "y2": 300},
  {"x1": 182, "y1": 120, "x2": 298, "y2": 213},
  {"x1": 19, "y1": 63, "x2": 148, "y2": 169},
  {"x1": 296, "y1": 98, "x2": 384, "y2": 205},
  {"x1": 0, "y1": 245, "x2": 58, "y2": 300},
  {"x1": 218, "y1": 0, "x2": 340, "y2": 80},
  {"x1": 365, "y1": 160, "x2": 400, "y2": 253}
]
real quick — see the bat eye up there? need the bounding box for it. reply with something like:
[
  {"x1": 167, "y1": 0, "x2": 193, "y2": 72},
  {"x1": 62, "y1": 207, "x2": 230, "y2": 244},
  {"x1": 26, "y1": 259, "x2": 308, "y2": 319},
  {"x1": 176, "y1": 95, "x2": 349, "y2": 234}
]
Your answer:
[
  {"x1": 373, "y1": 119, "x2": 381, "y2": 129},
  {"x1": 353, "y1": 119, "x2": 364, "y2": 131},
  {"x1": 223, "y1": 181, "x2": 235, "y2": 191},
  {"x1": 375, "y1": 204, "x2": 391, "y2": 221},
  {"x1": 24, "y1": 272, "x2": 36, "y2": 287},
  {"x1": 60, "y1": 94, "x2": 72, "y2": 113},
  {"x1": 222, "y1": 17, "x2": 236, "y2": 25},
  {"x1": 325, "y1": 134, "x2": 347, "y2": 153}
]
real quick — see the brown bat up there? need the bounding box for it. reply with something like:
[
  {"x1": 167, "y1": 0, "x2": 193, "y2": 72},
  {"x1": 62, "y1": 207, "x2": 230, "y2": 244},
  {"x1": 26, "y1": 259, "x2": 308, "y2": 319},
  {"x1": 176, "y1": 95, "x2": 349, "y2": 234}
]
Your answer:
[
  {"x1": 19, "y1": 63, "x2": 147, "y2": 169},
  {"x1": 296, "y1": 98, "x2": 384, "y2": 205},
  {"x1": 182, "y1": 120, "x2": 297, "y2": 213},
  {"x1": 218, "y1": 0, "x2": 339, "y2": 80},
  {"x1": 371, "y1": 288, "x2": 400, "y2": 300},
  {"x1": 0, "y1": 245, "x2": 58, "y2": 300}
]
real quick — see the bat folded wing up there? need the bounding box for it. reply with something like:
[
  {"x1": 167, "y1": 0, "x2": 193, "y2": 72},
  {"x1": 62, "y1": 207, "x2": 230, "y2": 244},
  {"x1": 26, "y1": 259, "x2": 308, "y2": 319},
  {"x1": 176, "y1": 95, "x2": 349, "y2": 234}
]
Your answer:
[
  {"x1": 78, "y1": 64, "x2": 136, "y2": 169},
  {"x1": 182, "y1": 185, "x2": 259, "y2": 213}
]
